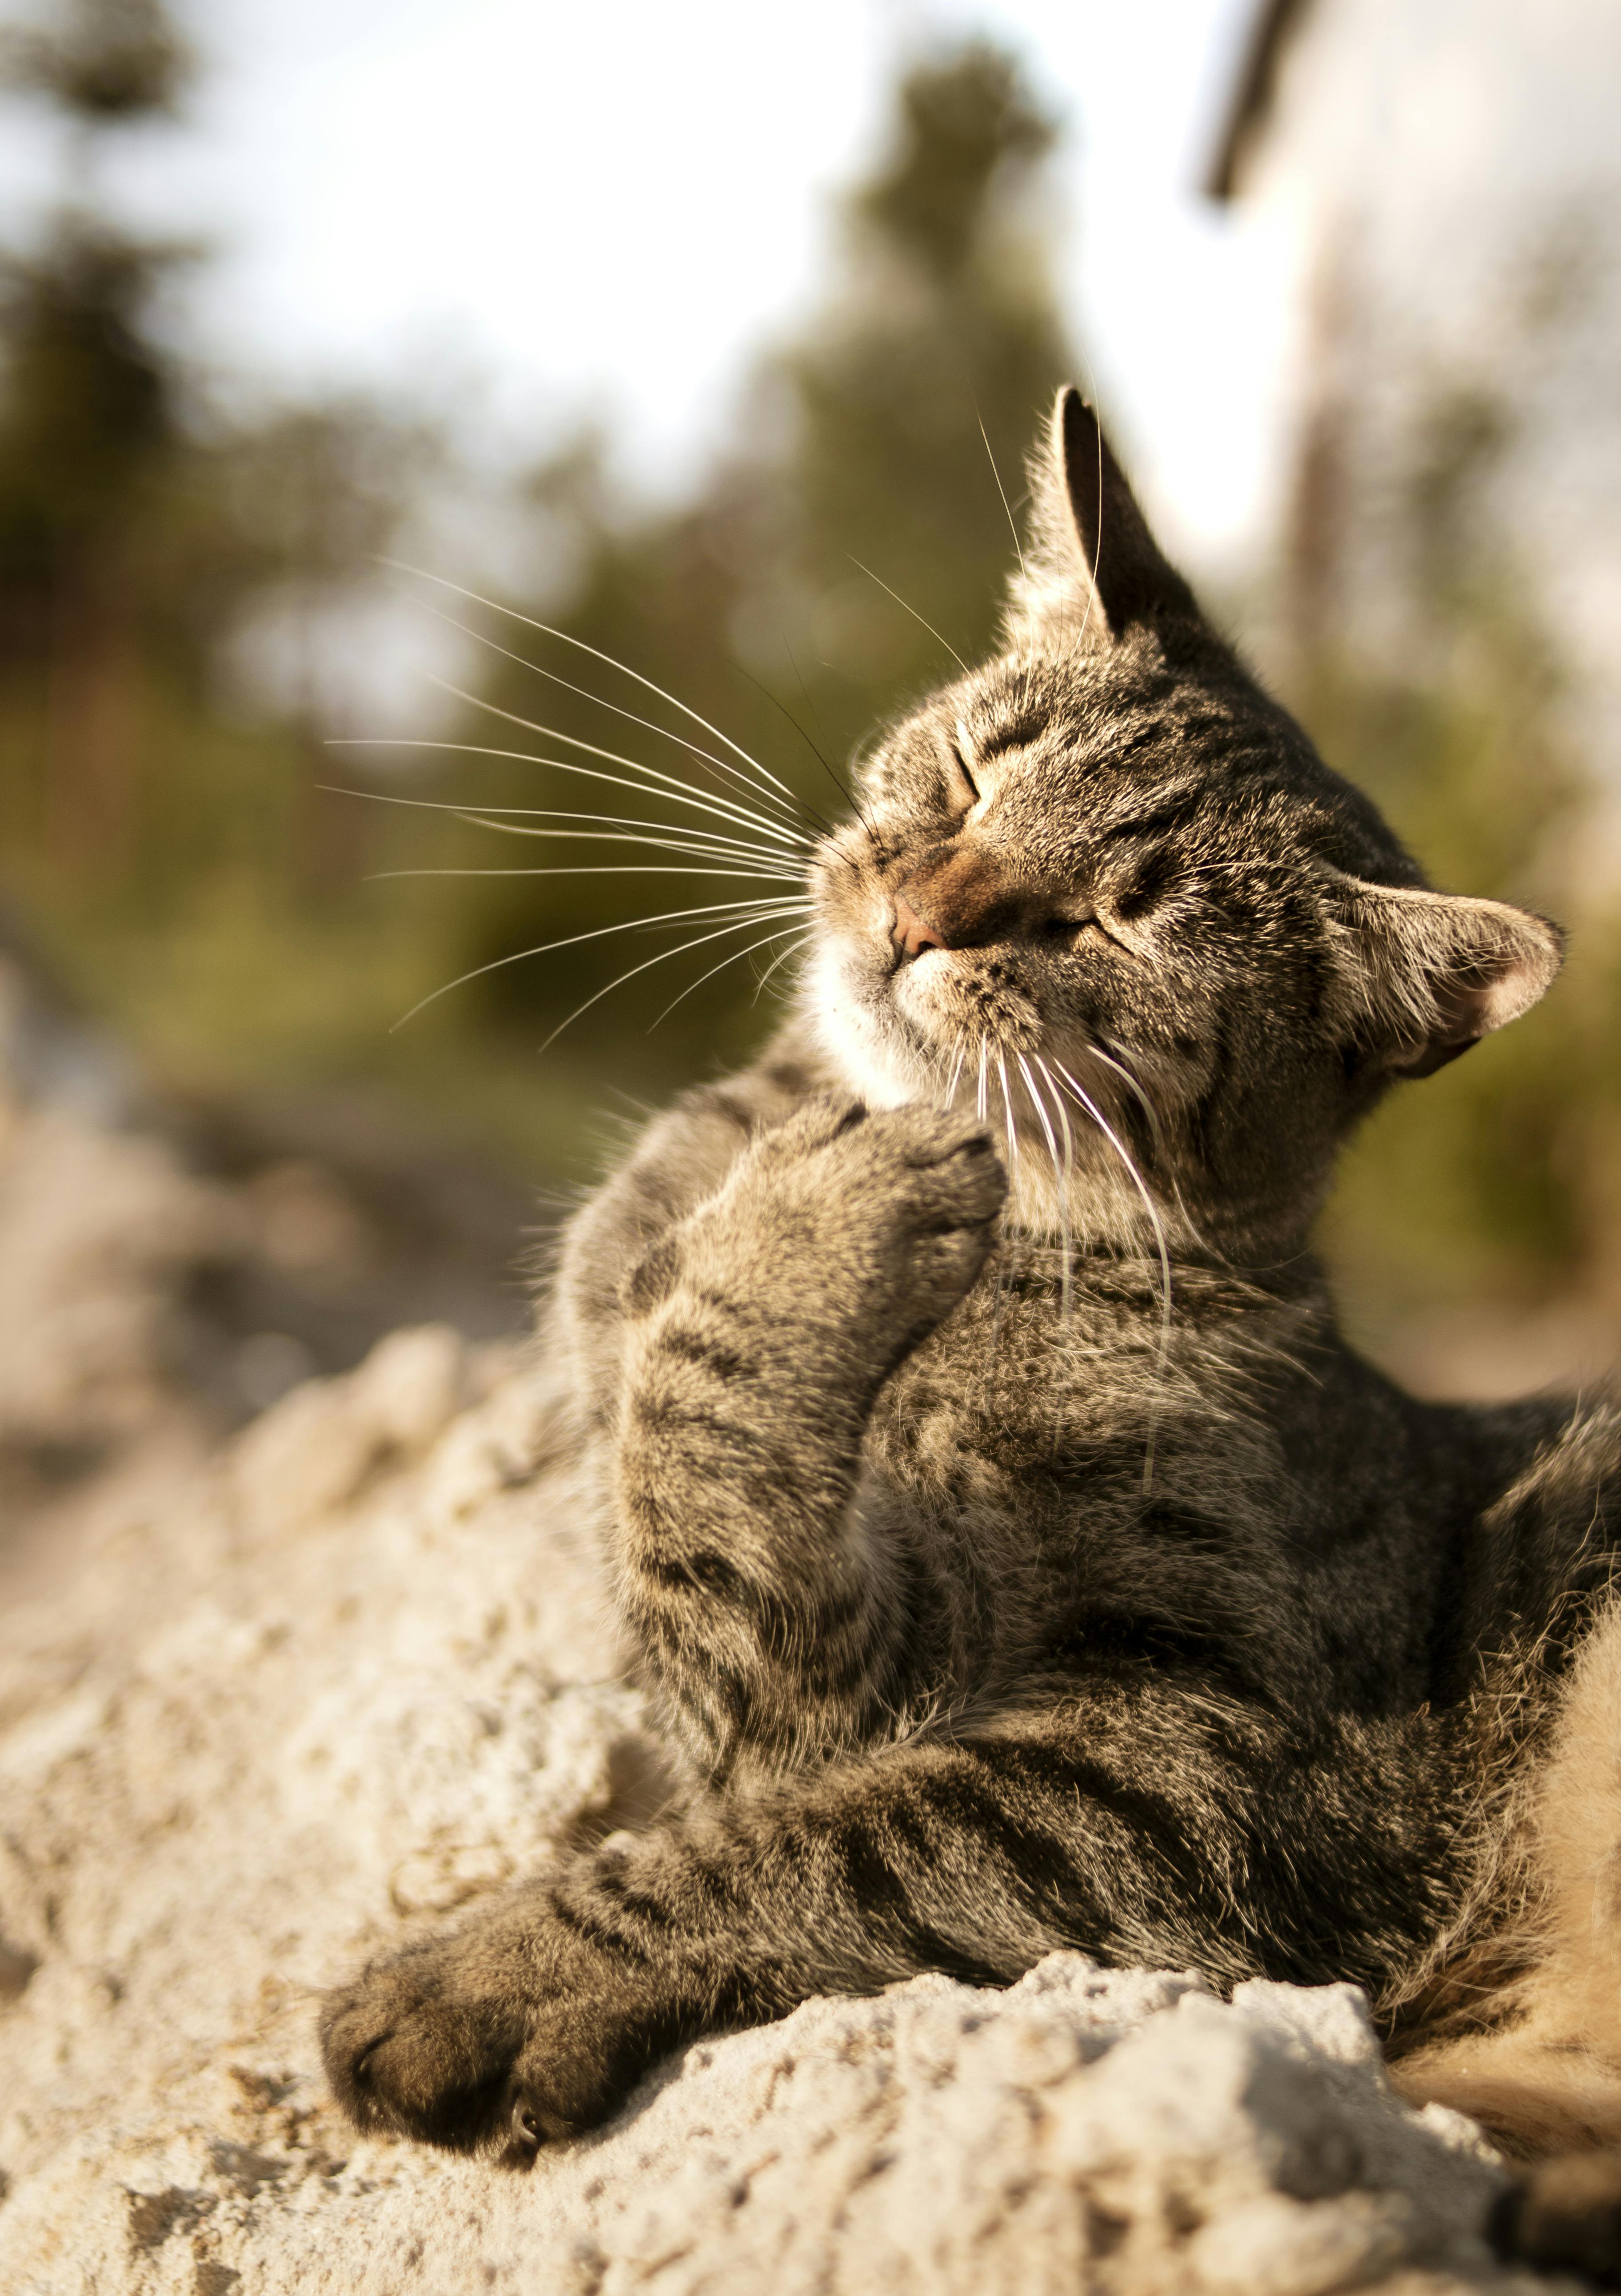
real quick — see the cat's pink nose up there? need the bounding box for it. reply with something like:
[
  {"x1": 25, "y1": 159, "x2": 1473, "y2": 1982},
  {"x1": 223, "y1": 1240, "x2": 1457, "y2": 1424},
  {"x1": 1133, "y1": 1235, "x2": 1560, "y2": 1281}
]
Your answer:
[{"x1": 893, "y1": 894, "x2": 946, "y2": 960}]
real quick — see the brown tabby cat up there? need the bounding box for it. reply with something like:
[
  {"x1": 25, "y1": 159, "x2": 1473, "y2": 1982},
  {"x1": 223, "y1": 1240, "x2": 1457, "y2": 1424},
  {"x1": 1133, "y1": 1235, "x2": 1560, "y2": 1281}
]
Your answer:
[{"x1": 323, "y1": 389, "x2": 1621, "y2": 2281}]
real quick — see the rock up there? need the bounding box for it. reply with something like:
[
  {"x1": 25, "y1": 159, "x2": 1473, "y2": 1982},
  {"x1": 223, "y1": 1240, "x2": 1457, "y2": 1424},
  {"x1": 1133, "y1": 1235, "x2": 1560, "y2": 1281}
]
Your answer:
[
  {"x1": 0, "y1": 929, "x2": 537, "y2": 1518},
  {"x1": 0, "y1": 1067, "x2": 239, "y2": 1460},
  {"x1": 0, "y1": 932, "x2": 539, "y2": 1639},
  {"x1": 0, "y1": 1333, "x2": 1580, "y2": 2294}
]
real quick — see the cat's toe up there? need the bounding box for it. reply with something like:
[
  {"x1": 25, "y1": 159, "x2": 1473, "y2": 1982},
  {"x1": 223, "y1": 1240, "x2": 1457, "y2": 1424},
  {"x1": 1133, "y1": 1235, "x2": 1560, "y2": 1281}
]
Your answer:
[
  {"x1": 320, "y1": 1942, "x2": 528, "y2": 2149},
  {"x1": 864, "y1": 1105, "x2": 1006, "y2": 1225},
  {"x1": 495, "y1": 1997, "x2": 679, "y2": 2161},
  {"x1": 1489, "y1": 2149, "x2": 1621, "y2": 2284},
  {"x1": 913, "y1": 1123, "x2": 1007, "y2": 1229},
  {"x1": 888, "y1": 1104, "x2": 998, "y2": 1172}
]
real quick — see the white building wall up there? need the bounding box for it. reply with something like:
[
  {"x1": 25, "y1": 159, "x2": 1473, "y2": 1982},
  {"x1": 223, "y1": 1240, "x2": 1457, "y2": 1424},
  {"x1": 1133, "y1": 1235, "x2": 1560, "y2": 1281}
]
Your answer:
[{"x1": 1230, "y1": 0, "x2": 1621, "y2": 795}]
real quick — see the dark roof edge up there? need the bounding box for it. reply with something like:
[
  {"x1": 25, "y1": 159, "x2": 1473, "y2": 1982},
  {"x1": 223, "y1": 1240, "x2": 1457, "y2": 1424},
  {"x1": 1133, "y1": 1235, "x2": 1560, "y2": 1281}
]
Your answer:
[{"x1": 1204, "y1": 0, "x2": 1312, "y2": 201}]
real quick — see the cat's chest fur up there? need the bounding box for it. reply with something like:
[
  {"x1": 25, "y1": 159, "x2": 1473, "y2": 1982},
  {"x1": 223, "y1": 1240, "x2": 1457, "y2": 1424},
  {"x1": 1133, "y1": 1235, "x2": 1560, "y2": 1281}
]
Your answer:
[
  {"x1": 856, "y1": 1242, "x2": 1476, "y2": 1719},
  {"x1": 867, "y1": 1235, "x2": 1299, "y2": 1494}
]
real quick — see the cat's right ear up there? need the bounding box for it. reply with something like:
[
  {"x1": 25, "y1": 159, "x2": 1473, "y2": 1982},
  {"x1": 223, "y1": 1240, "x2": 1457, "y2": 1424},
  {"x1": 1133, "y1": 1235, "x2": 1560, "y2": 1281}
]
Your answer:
[
  {"x1": 1008, "y1": 387, "x2": 1199, "y2": 645},
  {"x1": 1330, "y1": 876, "x2": 1564, "y2": 1080}
]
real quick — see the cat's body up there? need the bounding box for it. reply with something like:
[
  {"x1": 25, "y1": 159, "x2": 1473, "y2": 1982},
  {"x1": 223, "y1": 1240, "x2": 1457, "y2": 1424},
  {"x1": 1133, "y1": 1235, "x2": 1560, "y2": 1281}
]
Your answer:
[{"x1": 324, "y1": 392, "x2": 1621, "y2": 2275}]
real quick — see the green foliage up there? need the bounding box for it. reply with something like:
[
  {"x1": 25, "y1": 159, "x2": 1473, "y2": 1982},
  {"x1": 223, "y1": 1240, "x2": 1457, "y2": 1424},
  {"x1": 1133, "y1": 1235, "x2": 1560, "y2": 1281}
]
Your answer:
[
  {"x1": 0, "y1": 230, "x2": 177, "y2": 574},
  {"x1": 1300, "y1": 386, "x2": 1620, "y2": 1338}
]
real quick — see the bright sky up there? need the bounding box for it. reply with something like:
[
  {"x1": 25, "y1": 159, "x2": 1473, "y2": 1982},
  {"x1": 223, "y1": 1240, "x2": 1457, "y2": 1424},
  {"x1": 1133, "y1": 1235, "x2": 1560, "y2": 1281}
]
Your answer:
[{"x1": 1, "y1": 0, "x2": 1295, "y2": 570}]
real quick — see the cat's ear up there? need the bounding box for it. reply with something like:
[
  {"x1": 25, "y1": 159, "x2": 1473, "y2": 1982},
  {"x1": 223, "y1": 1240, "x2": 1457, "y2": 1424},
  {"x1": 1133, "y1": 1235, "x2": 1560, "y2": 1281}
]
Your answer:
[
  {"x1": 1010, "y1": 386, "x2": 1199, "y2": 643},
  {"x1": 1331, "y1": 877, "x2": 1564, "y2": 1079}
]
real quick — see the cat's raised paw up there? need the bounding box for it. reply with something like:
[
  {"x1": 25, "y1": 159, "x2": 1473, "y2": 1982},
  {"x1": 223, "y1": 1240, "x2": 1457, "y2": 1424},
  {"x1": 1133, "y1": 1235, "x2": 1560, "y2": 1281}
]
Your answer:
[{"x1": 746, "y1": 1095, "x2": 1008, "y2": 1342}]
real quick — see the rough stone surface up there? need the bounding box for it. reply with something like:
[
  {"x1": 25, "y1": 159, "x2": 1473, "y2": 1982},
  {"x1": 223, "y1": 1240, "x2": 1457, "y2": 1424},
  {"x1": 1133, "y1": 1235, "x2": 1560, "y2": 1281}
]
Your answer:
[{"x1": 0, "y1": 1096, "x2": 1582, "y2": 2292}]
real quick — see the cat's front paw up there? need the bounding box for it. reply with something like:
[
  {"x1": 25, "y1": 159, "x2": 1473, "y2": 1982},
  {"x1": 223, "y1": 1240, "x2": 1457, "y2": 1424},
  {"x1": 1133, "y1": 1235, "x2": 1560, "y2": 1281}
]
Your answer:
[
  {"x1": 727, "y1": 1096, "x2": 1007, "y2": 1352},
  {"x1": 320, "y1": 1896, "x2": 678, "y2": 2159}
]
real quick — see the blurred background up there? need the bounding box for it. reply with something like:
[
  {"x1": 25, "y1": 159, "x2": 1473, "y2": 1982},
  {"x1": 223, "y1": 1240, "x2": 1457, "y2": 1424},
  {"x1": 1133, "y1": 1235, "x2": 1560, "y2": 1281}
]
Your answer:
[{"x1": 2, "y1": 0, "x2": 1620, "y2": 1540}]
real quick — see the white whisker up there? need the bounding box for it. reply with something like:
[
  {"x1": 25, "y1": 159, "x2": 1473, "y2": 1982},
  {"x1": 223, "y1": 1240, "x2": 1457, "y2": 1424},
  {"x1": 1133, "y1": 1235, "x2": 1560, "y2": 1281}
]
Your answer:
[
  {"x1": 448, "y1": 814, "x2": 798, "y2": 871},
  {"x1": 323, "y1": 744, "x2": 810, "y2": 855},
  {"x1": 1016, "y1": 1052, "x2": 1071, "y2": 1325},
  {"x1": 752, "y1": 929, "x2": 815, "y2": 1003},
  {"x1": 329, "y1": 782, "x2": 806, "y2": 880},
  {"x1": 1078, "y1": 1040, "x2": 1164, "y2": 1145},
  {"x1": 367, "y1": 863, "x2": 803, "y2": 885},
  {"x1": 419, "y1": 622, "x2": 821, "y2": 840},
  {"x1": 1048, "y1": 1054, "x2": 1173, "y2": 1493},
  {"x1": 844, "y1": 556, "x2": 970, "y2": 678},
  {"x1": 431, "y1": 686, "x2": 813, "y2": 847},
  {"x1": 1040, "y1": 1057, "x2": 1077, "y2": 1321},
  {"x1": 388, "y1": 794, "x2": 803, "y2": 863},
  {"x1": 1014, "y1": 1050, "x2": 1061, "y2": 1172},
  {"x1": 651, "y1": 919, "x2": 808, "y2": 1028},
  {"x1": 996, "y1": 1053, "x2": 1019, "y2": 1168},
  {"x1": 418, "y1": 601, "x2": 815, "y2": 819},
  {"x1": 379, "y1": 561, "x2": 823, "y2": 825},
  {"x1": 977, "y1": 407, "x2": 1027, "y2": 583},
  {"x1": 391, "y1": 896, "x2": 810, "y2": 1033},
  {"x1": 536, "y1": 906, "x2": 810, "y2": 1055}
]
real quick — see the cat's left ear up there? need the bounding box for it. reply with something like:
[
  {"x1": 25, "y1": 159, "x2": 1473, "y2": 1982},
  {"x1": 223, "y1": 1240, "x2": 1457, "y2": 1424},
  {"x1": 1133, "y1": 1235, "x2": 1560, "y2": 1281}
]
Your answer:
[
  {"x1": 1010, "y1": 386, "x2": 1199, "y2": 642},
  {"x1": 1331, "y1": 877, "x2": 1564, "y2": 1079}
]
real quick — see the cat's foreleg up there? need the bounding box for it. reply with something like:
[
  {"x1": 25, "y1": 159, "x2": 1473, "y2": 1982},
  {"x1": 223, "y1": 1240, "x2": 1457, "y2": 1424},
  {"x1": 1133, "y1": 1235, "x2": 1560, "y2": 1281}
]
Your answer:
[
  {"x1": 322, "y1": 1726, "x2": 1116, "y2": 2156},
  {"x1": 607, "y1": 1095, "x2": 1006, "y2": 1767},
  {"x1": 321, "y1": 1699, "x2": 1454, "y2": 2159}
]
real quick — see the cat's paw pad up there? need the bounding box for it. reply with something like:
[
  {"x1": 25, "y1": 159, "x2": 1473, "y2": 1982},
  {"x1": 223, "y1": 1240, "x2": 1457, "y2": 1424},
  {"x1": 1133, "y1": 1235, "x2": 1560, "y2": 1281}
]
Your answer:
[
  {"x1": 322, "y1": 1903, "x2": 676, "y2": 2157},
  {"x1": 498, "y1": 2005, "x2": 673, "y2": 2163}
]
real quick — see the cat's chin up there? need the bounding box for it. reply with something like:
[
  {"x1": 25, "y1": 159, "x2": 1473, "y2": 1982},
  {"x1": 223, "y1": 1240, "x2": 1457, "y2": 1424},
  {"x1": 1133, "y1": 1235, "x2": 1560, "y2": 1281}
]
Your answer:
[
  {"x1": 810, "y1": 1000, "x2": 940, "y2": 1111},
  {"x1": 801, "y1": 944, "x2": 954, "y2": 1109}
]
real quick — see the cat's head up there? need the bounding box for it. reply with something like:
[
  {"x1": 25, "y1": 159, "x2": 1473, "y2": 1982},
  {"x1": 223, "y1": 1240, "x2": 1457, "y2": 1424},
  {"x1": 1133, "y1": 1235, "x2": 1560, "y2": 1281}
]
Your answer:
[{"x1": 804, "y1": 387, "x2": 1563, "y2": 1258}]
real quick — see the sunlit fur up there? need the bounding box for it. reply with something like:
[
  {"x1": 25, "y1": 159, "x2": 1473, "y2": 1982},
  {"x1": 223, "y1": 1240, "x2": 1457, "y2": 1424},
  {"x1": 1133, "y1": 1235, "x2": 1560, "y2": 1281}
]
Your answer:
[{"x1": 323, "y1": 393, "x2": 1621, "y2": 2273}]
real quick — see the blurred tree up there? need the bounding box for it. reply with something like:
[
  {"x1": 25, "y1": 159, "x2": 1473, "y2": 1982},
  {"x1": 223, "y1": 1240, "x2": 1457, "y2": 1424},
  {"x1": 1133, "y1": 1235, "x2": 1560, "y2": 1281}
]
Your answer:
[
  {"x1": 1295, "y1": 379, "x2": 1621, "y2": 1363},
  {"x1": 779, "y1": 40, "x2": 1070, "y2": 717},
  {"x1": 0, "y1": 0, "x2": 194, "y2": 867},
  {"x1": 0, "y1": 0, "x2": 189, "y2": 121},
  {"x1": 0, "y1": 0, "x2": 464, "y2": 1116}
]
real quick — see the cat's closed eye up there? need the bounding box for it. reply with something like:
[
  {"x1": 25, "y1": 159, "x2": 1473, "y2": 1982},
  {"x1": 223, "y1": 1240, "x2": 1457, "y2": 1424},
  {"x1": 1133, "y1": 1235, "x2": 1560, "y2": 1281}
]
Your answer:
[
  {"x1": 1040, "y1": 912, "x2": 1121, "y2": 951},
  {"x1": 1101, "y1": 801, "x2": 1194, "y2": 843},
  {"x1": 946, "y1": 745, "x2": 979, "y2": 809}
]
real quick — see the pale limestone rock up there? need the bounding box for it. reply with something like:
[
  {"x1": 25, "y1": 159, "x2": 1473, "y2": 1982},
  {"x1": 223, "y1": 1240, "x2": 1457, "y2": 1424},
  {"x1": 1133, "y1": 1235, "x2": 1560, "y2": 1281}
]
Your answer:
[
  {"x1": 0, "y1": 1098, "x2": 238, "y2": 1453},
  {"x1": 0, "y1": 1327, "x2": 1580, "y2": 2292}
]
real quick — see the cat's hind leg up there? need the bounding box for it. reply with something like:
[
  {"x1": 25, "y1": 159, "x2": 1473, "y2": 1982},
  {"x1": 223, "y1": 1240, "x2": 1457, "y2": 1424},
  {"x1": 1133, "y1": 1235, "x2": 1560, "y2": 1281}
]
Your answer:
[{"x1": 1393, "y1": 1595, "x2": 1621, "y2": 2277}]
